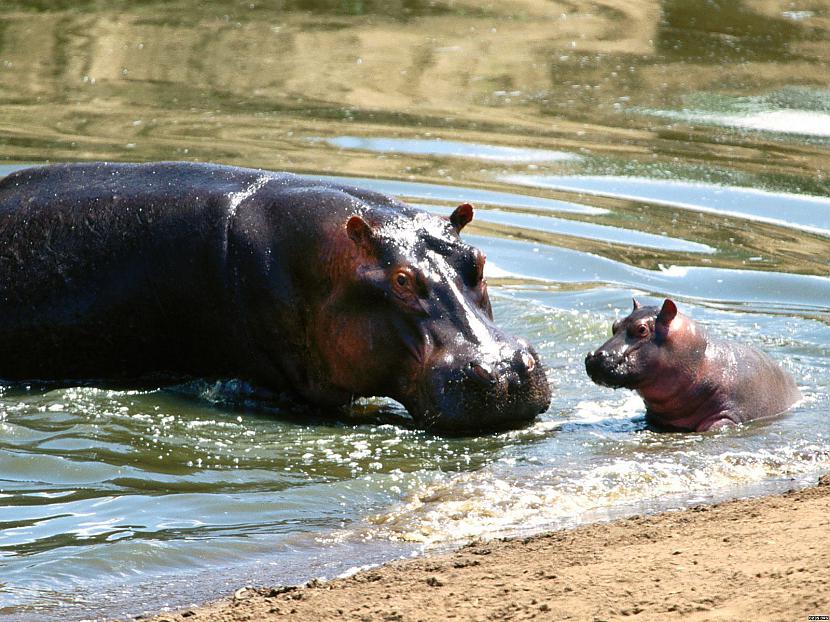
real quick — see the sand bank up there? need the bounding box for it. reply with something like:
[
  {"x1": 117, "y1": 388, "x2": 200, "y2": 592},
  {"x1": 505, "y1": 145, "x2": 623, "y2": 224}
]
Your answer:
[{"x1": 145, "y1": 475, "x2": 829, "y2": 622}]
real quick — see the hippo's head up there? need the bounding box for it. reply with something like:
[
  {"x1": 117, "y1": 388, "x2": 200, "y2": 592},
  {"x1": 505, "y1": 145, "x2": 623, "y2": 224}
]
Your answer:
[
  {"x1": 584, "y1": 298, "x2": 705, "y2": 391},
  {"x1": 325, "y1": 203, "x2": 551, "y2": 434}
]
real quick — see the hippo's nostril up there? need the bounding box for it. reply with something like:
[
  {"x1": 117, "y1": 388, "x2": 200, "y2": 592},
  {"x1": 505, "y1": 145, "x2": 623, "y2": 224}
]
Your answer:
[
  {"x1": 511, "y1": 349, "x2": 536, "y2": 376},
  {"x1": 466, "y1": 361, "x2": 497, "y2": 386},
  {"x1": 589, "y1": 350, "x2": 608, "y2": 360}
]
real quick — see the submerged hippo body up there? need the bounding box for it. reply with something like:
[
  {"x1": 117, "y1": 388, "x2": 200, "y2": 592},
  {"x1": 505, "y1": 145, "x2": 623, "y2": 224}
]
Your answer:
[
  {"x1": 0, "y1": 162, "x2": 551, "y2": 433},
  {"x1": 584, "y1": 299, "x2": 800, "y2": 432}
]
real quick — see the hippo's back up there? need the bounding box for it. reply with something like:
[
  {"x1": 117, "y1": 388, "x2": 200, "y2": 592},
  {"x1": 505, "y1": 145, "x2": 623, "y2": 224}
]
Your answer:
[
  {"x1": 0, "y1": 161, "x2": 294, "y2": 214},
  {"x1": 0, "y1": 162, "x2": 300, "y2": 384}
]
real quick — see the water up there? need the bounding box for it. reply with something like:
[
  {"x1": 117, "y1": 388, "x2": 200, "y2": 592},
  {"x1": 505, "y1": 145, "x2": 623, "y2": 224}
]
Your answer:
[{"x1": 0, "y1": 1, "x2": 829, "y2": 619}]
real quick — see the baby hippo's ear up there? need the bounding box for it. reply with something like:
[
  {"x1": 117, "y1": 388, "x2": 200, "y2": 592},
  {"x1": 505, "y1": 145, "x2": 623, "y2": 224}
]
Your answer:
[
  {"x1": 657, "y1": 299, "x2": 678, "y2": 323},
  {"x1": 449, "y1": 203, "x2": 474, "y2": 233},
  {"x1": 655, "y1": 298, "x2": 678, "y2": 339},
  {"x1": 632, "y1": 298, "x2": 641, "y2": 311}
]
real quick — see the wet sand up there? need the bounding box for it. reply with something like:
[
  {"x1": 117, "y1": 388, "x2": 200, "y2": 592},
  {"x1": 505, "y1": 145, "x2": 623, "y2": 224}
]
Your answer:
[{"x1": 145, "y1": 474, "x2": 829, "y2": 622}]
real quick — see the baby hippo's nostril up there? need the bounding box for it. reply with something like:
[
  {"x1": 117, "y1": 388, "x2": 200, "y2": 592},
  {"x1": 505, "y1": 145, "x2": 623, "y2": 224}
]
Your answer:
[{"x1": 466, "y1": 361, "x2": 497, "y2": 386}]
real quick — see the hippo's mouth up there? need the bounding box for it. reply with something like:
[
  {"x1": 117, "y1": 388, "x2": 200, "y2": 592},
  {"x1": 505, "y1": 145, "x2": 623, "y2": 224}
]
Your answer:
[{"x1": 405, "y1": 351, "x2": 552, "y2": 435}]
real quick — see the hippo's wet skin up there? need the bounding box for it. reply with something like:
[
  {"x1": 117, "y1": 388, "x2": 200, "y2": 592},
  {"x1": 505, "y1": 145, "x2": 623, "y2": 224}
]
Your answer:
[
  {"x1": 585, "y1": 299, "x2": 801, "y2": 431},
  {"x1": 0, "y1": 162, "x2": 551, "y2": 434}
]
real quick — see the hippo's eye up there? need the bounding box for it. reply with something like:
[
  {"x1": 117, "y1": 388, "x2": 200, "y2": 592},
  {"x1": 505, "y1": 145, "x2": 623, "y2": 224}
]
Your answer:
[
  {"x1": 392, "y1": 269, "x2": 417, "y2": 294},
  {"x1": 391, "y1": 269, "x2": 428, "y2": 313},
  {"x1": 636, "y1": 324, "x2": 650, "y2": 337}
]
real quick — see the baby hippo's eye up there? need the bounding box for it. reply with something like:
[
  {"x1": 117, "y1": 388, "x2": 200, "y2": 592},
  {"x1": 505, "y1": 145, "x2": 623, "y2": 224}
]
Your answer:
[
  {"x1": 396, "y1": 273, "x2": 408, "y2": 287},
  {"x1": 627, "y1": 322, "x2": 650, "y2": 338}
]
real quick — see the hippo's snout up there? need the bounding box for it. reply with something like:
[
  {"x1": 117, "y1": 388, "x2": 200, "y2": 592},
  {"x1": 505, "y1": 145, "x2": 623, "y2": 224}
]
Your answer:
[
  {"x1": 466, "y1": 361, "x2": 497, "y2": 386},
  {"x1": 414, "y1": 346, "x2": 552, "y2": 435},
  {"x1": 465, "y1": 348, "x2": 538, "y2": 389}
]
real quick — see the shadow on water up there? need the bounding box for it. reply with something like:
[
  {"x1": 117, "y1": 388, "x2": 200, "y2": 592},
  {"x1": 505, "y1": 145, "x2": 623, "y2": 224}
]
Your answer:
[
  {"x1": 0, "y1": 376, "x2": 418, "y2": 432},
  {"x1": 0, "y1": 0, "x2": 829, "y2": 620},
  {"x1": 168, "y1": 379, "x2": 420, "y2": 430}
]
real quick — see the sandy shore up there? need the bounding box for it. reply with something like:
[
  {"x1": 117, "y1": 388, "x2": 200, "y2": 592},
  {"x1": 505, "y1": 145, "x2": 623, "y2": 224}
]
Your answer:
[{"x1": 144, "y1": 474, "x2": 830, "y2": 622}]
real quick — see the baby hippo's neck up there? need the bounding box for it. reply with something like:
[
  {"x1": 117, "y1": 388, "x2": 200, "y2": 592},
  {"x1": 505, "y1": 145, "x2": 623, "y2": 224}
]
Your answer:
[
  {"x1": 636, "y1": 343, "x2": 733, "y2": 432},
  {"x1": 639, "y1": 380, "x2": 731, "y2": 431}
]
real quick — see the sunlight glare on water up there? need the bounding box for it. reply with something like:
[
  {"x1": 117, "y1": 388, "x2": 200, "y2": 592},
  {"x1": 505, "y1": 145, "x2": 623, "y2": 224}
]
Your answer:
[{"x1": 316, "y1": 136, "x2": 581, "y2": 163}]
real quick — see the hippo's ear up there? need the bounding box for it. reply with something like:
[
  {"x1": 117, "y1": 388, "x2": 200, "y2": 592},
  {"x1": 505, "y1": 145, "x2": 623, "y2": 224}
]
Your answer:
[
  {"x1": 346, "y1": 215, "x2": 376, "y2": 252},
  {"x1": 656, "y1": 298, "x2": 678, "y2": 330},
  {"x1": 632, "y1": 298, "x2": 641, "y2": 311},
  {"x1": 449, "y1": 203, "x2": 474, "y2": 233}
]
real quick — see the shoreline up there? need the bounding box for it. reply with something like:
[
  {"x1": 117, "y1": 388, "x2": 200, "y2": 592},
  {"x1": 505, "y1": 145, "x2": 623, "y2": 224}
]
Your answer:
[{"x1": 143, "y1": 473, "x2": 830, "y2": 622}]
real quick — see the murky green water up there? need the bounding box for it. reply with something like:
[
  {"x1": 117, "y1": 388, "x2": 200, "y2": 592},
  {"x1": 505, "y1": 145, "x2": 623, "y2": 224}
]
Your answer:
[{"x1": 1, "y1": 1, "x2": 829, "y2": 620}]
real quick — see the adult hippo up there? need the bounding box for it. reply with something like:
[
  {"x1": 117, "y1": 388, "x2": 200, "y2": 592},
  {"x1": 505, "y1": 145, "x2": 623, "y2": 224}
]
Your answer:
[
  {"x1": 0, "y1": 162, "x2": 551, "y2": 434},
  {"x1": 584, "y1": 299, "x2": 800, "y2": 432}
]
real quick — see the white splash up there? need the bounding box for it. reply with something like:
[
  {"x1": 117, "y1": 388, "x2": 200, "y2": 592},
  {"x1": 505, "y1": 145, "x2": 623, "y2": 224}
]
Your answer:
[
  {"x1": 374, "y1": 211, "x2": 509, "y2": 360},
  {"x1": 428, "y1": 250, "x2": 505, "y2": 360},
  {"x1": 370, "y1": 443, "x2": 830, "y2": 545},
  {"x1": 227, "y1": 175, "x2": 271, "y2": 217},
  {"x1": 376, "y1": 211, "x2": 449, "y2": 250}
]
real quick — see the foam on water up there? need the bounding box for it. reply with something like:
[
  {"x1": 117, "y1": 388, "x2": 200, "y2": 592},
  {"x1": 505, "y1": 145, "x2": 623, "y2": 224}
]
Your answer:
[{"x1": 368, "y1": 430, "x2": 830, "y2": 546}]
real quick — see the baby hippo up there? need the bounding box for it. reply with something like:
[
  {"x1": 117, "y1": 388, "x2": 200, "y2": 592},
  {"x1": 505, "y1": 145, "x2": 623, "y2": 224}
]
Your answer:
[{"x1": 585, "y1": 299, "x2": 801, "y2": 432}]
